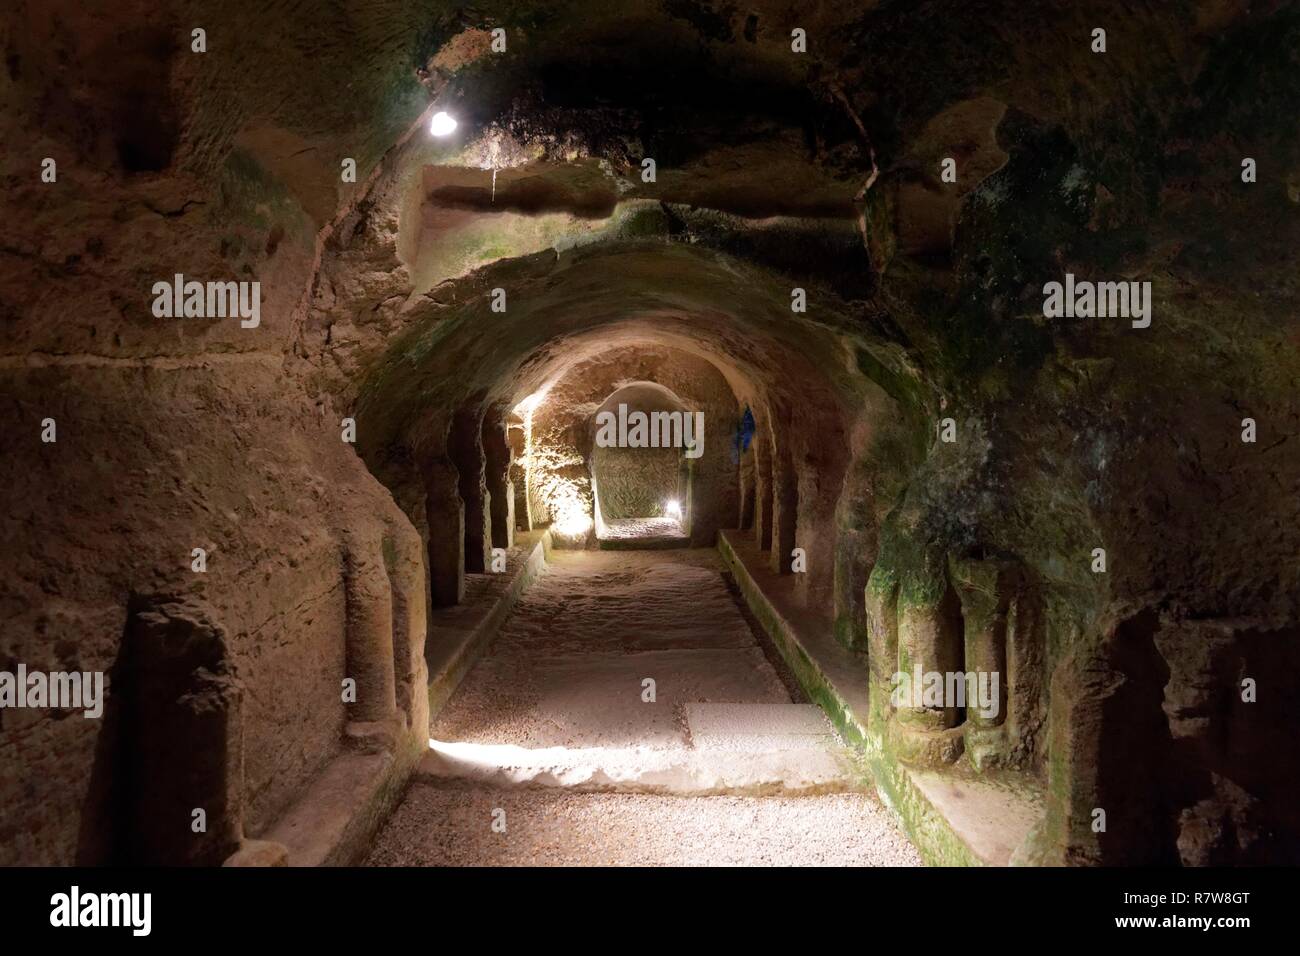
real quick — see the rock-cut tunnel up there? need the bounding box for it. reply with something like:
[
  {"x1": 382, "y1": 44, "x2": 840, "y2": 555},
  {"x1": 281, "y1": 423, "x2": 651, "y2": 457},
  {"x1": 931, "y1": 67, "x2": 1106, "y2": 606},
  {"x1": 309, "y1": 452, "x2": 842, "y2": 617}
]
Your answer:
[{"x1": 2, "y1": 0, "x2": 1299, "y2": 877}]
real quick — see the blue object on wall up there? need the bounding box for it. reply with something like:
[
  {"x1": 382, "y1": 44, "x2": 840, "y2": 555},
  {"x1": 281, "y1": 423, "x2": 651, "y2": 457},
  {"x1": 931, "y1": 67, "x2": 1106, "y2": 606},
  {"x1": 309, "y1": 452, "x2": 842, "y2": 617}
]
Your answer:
[{"x1": 732, "y1": 406, "x2": 756, "y2": 463}]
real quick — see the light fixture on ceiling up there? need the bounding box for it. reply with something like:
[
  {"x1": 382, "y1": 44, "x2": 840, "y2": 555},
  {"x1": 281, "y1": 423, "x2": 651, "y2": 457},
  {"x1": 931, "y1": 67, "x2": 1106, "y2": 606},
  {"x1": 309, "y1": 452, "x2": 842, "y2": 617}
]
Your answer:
[{"x1": 429, "y1": 110, "x2": 458, "y2": 137}]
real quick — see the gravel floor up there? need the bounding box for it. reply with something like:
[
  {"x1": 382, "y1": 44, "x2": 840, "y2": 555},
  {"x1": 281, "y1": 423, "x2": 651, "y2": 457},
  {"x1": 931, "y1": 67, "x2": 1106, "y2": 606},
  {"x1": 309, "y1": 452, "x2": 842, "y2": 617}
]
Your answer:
[
  {"x1": 367, "y1": 782, "x2": 923, "y2": 866},
  {"x1": 369, "y1": 549, "x2": 922, "y2": 866},
  {"x1": 429, "y1": 550, "x2": 790, "y2": 751}
]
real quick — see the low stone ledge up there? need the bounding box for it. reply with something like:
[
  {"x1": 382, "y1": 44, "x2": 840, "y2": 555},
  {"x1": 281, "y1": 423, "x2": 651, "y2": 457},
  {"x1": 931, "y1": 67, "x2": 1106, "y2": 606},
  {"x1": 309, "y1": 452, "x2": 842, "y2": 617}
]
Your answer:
[
  {"x1": 425, "y1": 529, "x2": 551, "y2": 718},
  {"x1": 717, "y1": 529, "x2": 1044, "y2": 866},
  {"x1": 262, "y1": 750, "x2": 412, "y2": 867},
  {"x1": 222, "y1": 839, "x2": 289, "y2": 867}
]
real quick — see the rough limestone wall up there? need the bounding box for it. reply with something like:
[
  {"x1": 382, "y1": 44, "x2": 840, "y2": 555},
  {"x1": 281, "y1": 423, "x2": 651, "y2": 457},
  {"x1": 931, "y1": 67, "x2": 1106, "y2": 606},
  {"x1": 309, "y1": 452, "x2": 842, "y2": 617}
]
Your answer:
[
  {"x1": 0, "y1": 353, "x2": 424, "y2": 864},
  {"x1": 850, "y1": 6, "x2": 1300, "y2": 863},
  {"x1": 0, "y1": 0, "x2": 446, "y2": 863},
  {"x1": 593, "y1": 444, "x2": 681, "y2": 519},
  {"x1": 590, "y1": 383, "x2": 699, "y2": 526}
]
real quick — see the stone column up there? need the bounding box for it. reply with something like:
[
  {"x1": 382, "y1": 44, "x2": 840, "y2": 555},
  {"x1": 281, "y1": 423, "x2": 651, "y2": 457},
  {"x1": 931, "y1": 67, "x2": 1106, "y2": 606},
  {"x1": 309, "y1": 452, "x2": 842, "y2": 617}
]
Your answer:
[
  {"x1": 451, "y1": 409, "x2": 492, "y2": 574},
  {"x1": 343, "y1": 538, "x2": 398, "y2": 725},
  {"x1": 753, "y1": 421, "x2": 773, "y2": 550},
  {"x1": 1005, "y1": 585, "x2": 1046, "y2": 769},
  {"x1": 768, "y1": 419, "x2": 798, "y2": 575},
  {"x1": 424, "y1": 458, "x2": 464, "y2": 607},
  {"x1": 949, "y1": 557, "x2": 1011, "y2": 770},
  {"x1": 738, "y1": 439, "x2": 755, "y2": 530},
  {"x1": 379, "y1": 520, "x2": 428, "y2": 739},
  {"x1": 834, "y1": 460, "x2": 875, "y2": 653},
  {"x1": 892, "y1": 550, "x2": 965, "y2": 765},
  {"x1": 864, "y1": 560, "x2": 899, "y2": 684},
  {"x1": 507, "y1": 413, "x2": 530, "y2": 531},
  {"x1": 482, "y1": 409, "x2": 515, "y2": 550}
]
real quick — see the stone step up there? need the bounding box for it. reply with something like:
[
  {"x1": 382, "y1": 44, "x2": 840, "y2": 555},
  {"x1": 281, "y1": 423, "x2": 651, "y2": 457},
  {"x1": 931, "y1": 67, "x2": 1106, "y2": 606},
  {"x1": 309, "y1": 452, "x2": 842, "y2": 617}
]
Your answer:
[
  {"x1": 683, "y1": 702, "x2": 838, "y2": 751},
  {"x1": 597, "y1": 533, "x2": 691, "y2": 550},
  {"x1": 418, "y1": 735, "x2": 866, "y2": 796}
]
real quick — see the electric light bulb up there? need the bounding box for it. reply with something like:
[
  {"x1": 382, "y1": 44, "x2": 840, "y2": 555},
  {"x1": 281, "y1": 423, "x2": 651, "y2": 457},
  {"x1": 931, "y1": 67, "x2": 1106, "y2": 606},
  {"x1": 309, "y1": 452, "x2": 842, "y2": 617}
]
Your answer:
[{"x1": 430, "y1": 111, "x2": 457, "y2": 137}]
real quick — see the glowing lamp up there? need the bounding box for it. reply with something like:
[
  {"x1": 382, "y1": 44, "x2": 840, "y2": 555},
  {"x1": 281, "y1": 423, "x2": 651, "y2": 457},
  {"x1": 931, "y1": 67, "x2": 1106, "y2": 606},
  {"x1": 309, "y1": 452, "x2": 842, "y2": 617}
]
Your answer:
[
  {"x1": 430, "y1": 111, "x2": 458, "y2": 137},
  {"x1": 556, "y1": 514, "x2": 591, "y2": 536}
]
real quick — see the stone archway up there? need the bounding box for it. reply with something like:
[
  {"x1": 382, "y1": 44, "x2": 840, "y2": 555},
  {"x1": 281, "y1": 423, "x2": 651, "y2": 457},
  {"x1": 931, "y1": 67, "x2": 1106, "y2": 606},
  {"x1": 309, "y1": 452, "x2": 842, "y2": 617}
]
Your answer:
[{"x1": 590, "y1": 381, "x2": 694, "y2": 547}]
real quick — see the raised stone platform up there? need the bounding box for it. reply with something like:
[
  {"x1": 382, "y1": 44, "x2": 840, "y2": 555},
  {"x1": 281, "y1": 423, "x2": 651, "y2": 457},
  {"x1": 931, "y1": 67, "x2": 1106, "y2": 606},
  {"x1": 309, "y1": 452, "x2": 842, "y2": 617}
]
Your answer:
[
  {"x1": 417, "y1": 734, "x2": 864, "y2": 796},
  {"x1": 597, "y1": 516, "x2": 689, "y2": 550},
  {"x1": 263, "y1": 751, "x2": 408, "y2": 867},
  {"x1": 718, "y1": 529, "x2": 1045, "y2": 866},
  {"x1": 418, "y1": 702, "x2": 862, "y2": 796},
  {"x1": 425, "y1": 530, "x2": 552, "y2": 716}
]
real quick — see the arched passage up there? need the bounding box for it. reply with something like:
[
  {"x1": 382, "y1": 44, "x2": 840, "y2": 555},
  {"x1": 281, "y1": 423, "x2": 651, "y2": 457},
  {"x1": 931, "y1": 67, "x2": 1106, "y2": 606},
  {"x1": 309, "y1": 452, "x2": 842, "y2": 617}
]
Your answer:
[
  {"x1": 8, "y1": 2, "x2": 1297, "y2": 874},
  {"x1": 590, "y1": 382, "x2": 694, "y2": 545}
]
